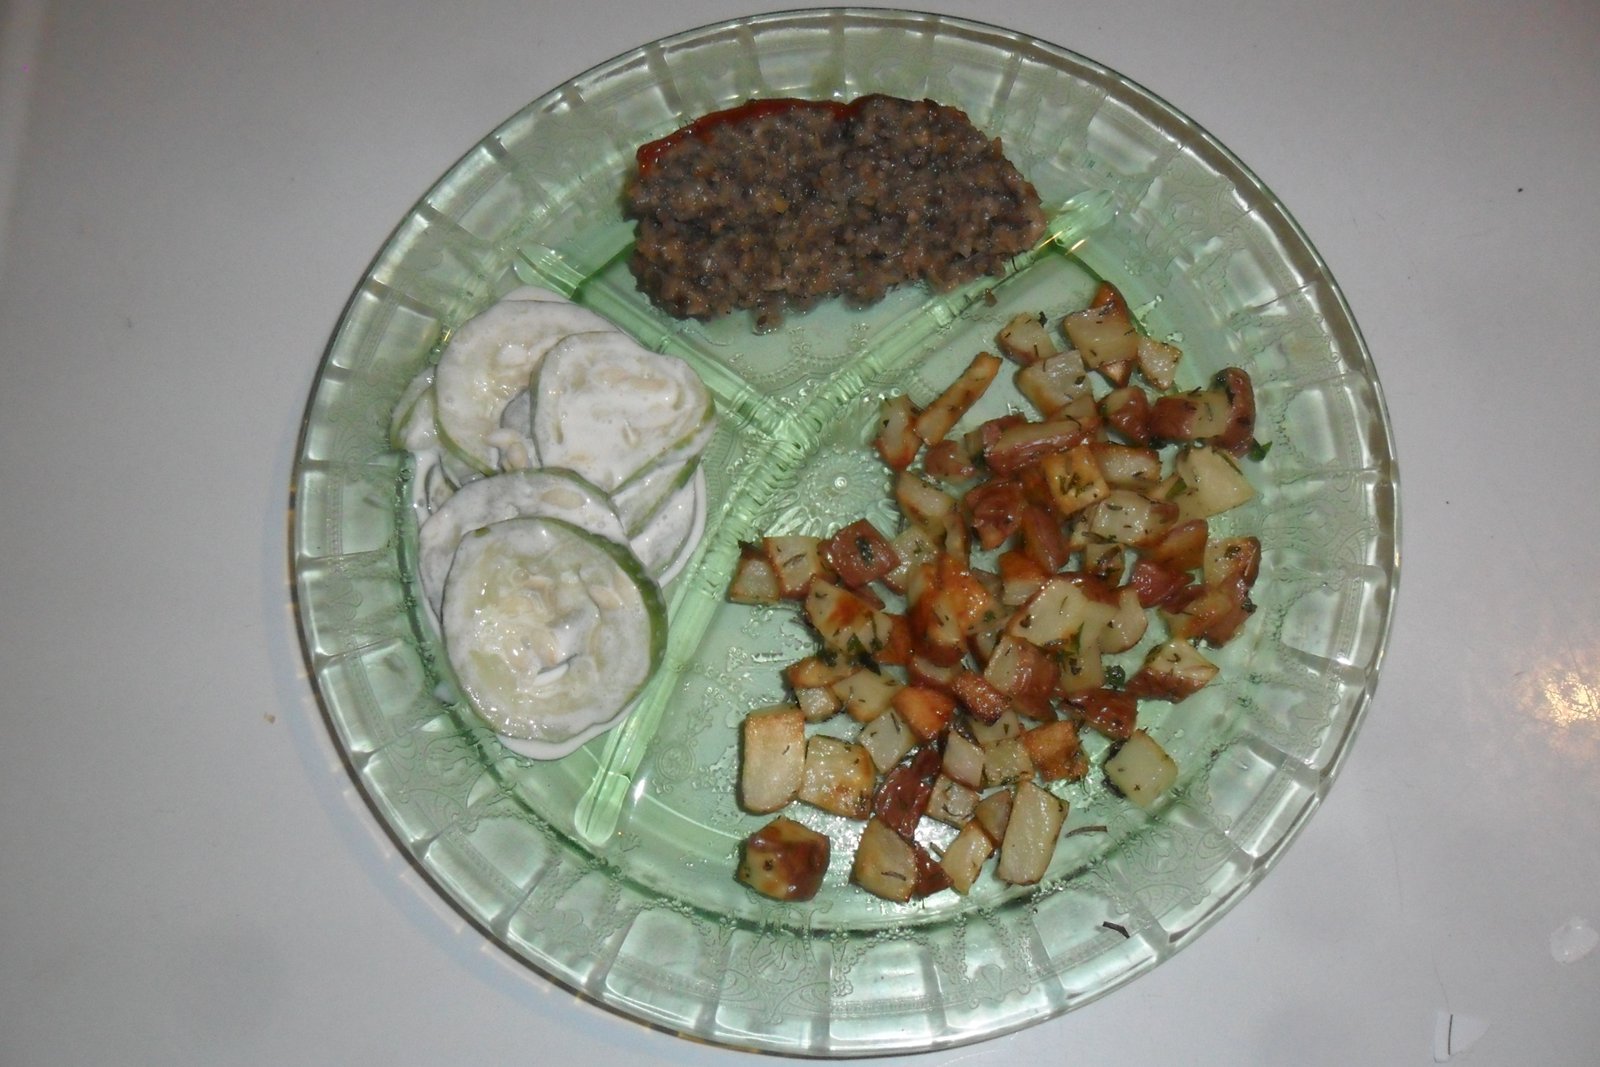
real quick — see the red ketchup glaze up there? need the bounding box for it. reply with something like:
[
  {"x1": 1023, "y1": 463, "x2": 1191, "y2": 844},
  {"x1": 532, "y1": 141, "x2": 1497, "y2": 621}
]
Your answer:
[{"x1": 635, "y1": 97, "x2": 856, "y2": 176}]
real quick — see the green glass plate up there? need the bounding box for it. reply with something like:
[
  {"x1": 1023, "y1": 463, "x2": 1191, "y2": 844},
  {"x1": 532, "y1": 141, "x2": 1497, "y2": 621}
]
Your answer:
[{"x1": 291, "y1": 8, "x2": 1398, "y2": 1055}]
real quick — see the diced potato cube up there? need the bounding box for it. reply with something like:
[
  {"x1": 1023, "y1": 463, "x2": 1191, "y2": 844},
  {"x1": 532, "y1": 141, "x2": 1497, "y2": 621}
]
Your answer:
[
  {"x1": 1099, "y1": 584, "x2": 1149, "y2": 654},
  {"x1": 833, "y1": 667, "x2": 903, "y2": 723},
  {"x1": 728, "y1": 543, "x2": 782, "y2": 605},
  {"x1": 1020, "y1": 720, "x2": 1088, "y2": 782},
  {"x1": 984, "y1": 417, "x2": 1092, "y2": 475},
  {"x1": 907, "y1": 583, "x2": 970, "y2": 666},
  {"x1": 1082, "y1": 489, "x2": 1179, "y2": 547},
  {"x1": 1040, "y1": 445, "x2": 1110, "y2": 518},
  {"x1": 939, "y1": 821, "x2": 996, "y2": 893},
  {"x1": 1068, "y1": 687, "x2": 1138, "y2": 741},
  {"x1": 763, "y1": 535, "x2": 830, "y2": 599},
  {"x1": 872, "y1": 746, "x2": 942, "y2": 838},
  {"x1": 739, "y1": 705, "x2": 806, "y2": 814},
  {"x1": 926, "y1": 775, "x2": 980, "y2": 827},
  {"x1": 804, "y1": 579, "x2": 877, "y2": 655},
  {"x1": 997, "y1": 311, "x2": 1057, "y2": 365},
  {"x1": 785, "y1": 652, "x2": 858, "y2": 690},
  {"x1": 1171, "y1": 445, "x2": 1255, "y2": 521},
  {"x1": 1125, "y1": 639, "x2": 1219, "y2": 701},
  {"x1": 997, "y1": 780, "x2": 1068, "y2": 885},
  {"x1": 969, "y1": 708, "x2": 1026, "y2": 749},
  {"x1": 895, "y1": 471, "x2": 960, "y2": 540},
  {"x1": 941, "y1": 726, "x2": 987, "y2": 789},
  {"x1": 737, "y1": 816, "x2": 830, "y2": 901},
  {"x1": 798, "y1": 736, "x2": 876, "y2": 819},
  {"x1": 824, "y1": 519, "x2": 901, "y2": 588},
  {"x1": 852, "y1": 818, "x2": 920, "y2": 903},
  {"x1": 1149, "y1": 389, "x2": 1233, "y2": 442},
  {"x1": 915, "y1": 352, "x2": 1002, "y2": 445},
  {"x1": 983, "y1": 633, "x2": 1061, "y2": 700},
  {"x1": 950, "y1": 670, "x2": 1011, "y2": 724},
  {"x1": 1136, "y1": 335, "x2": 1183, "y2": 391},
  {"x1": 882, "y1": 524, "x2": 938, "y2": 593},
  {"x1": 1054, "y1": 637, "x2": 1105, "y2": 696},
  {"x1": 874, "y1": 393, "x2": 921, "y2": 470},
  {"x1": 1063, "y1": 283, "x2": 1139, "y2": 373},
  {"x1": 983, "y1": 736, "x2": 1034, "y2": 788},
  {"x1": 1015, "y1": 350, "x2": 1090, "y2": 418},
  {"x1": 795, "y1": 685, "x2": 841, "y2": 723},
  {"x1": 1092, "y1": 443, "x2": 1163, "y2": 489},
  {"x1": 973, "y1": 787, "x2": 1014, "y2": 843},
  {"x1": 1007, "y1": 578, "x2": 1113, "y2": 648},
  {"x1": 1104, "y1": 729, "x2": 1179, "y2": 808},
  {"x1": 858, "y1": 710, "x2": 916, "y2": 773},
  {"x1": 891, "y1": 685, "x2": 957, "y2": 741}
]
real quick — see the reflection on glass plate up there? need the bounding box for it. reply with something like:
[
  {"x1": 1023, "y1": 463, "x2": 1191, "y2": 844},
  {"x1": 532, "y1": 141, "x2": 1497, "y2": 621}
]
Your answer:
[{"x1": 291, "y1": 8, "x2": 1398, "y2": 1056}]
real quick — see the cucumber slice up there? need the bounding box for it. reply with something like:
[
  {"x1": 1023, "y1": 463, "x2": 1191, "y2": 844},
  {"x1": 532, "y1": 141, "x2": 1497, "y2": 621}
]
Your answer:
[
  {"x1": 418, "y1": 468, "x2": 625, "y2": 615},
  {"x1": 442, "y1": 517, "x2": 666, "y2": 756},
  {"x1": 433, "y1": 300, "x2": 618, "y2": 476},
  {"x1": 629, "y1": 466, "x2": 706, "y2": 584},
  {"x1": 610, "y1": 453, "x2": 698, "y2": 537},
  {"x1": 531, "y1": 331, "x2": 714, "y2": 493}
]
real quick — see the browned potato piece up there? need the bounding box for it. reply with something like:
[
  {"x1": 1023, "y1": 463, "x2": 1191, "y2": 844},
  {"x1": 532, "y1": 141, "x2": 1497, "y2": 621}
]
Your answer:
[
  {"x1": 973, "y1": 786, "x2": 1014, "y2": 843},
  {"x1": 872, "y1": 746, "x2": 942, "y2": 838},
  {"x1": 997, "y1": 312, "x2": 1058, "y2": 365},
  {"x1": 1039, "y1": 444, "x2": 1110, "y2": 518},
  {"x1": 834, "y1": 667, "x2": 902, "y2": 723},
  {"x1": 763, "y1": 535, "x2": 831, "y2": 599},
  {"x1": 1099, "y1": 584, "x2": 1150, "y2": 654},
  {"x1": 1170, "y1": 445, "x2": 1254, "y2": 521},
  {"x1": 1081, "y1": 489, "x2": 1179, "y2": 547},
  {"x1": 1006, "y1": 579, "x2": 1113, "y2": 648},
  {"x1": 795, "y1": 685, "x2": 841, "y2": 723},
  {"x1": 1104, "y1": 730, "x2": 1180, "y2": 808},
  {"x1": 785, "y1": 652, "x2": 859, "y2": 690},
  {"x1": 728, "y1": 543, "x2": 782, "y2": 605},
  {"x1": 798, "y1": 736, "x2": 876, "y2": 818},
  {"x1": 984, "y1": 417, "x2": 1092, "y2": 475},
  {"x1": 1020, "y1": 720, "x2": 1088, "y2": 782},
  {"x1": 1211, "y1": 368, "x2": 1258, "y2": 457},
  {"x1": 926, "y1": 775, "x2": 980, "y2": 827},
  {"x1": 739, "y1": 705, "x2": 806, "y2": 814},
  {"x1": 983, "y1": 736, "x2": 1035, "y2": 788},
  {"x1": 1015, "y1": 349, "x2": 1090, "y2": 417},
  {"x1": 1125, "y1": 638, "x2": 1219, "y2": 701},
  {"x1": 804, "y1": 579, "x2": 877, "y2": 655},
  {"x1": 939, "y1": 821, "x2": 996, "y2": 893},
  {"x1": 1100, "y1": 385, "x2": 1152, "y2": 446},
  {"x1": 915, "y1": 352, "x2": 1002, "y2": 445},
  {"x1": 874, "y1": 393, "x2": 921, "y2": 470},
  {"x1": 1135, "y1": 335, "x2": 1183, "y2": 391},
  {"x1": 894, "y1": 471, "x2": 961, "y2": 541},
  {"x1": 1092, "y1": 443, "x2": 1163, "y2": 489},
  {"x1": 737, "y1": 816, "x2": 830, "y2": 901},
  {"x1": 941, "y1": 725, "x2": 987, "y2": 789},
  {"x1": 1063, "y1": 283, "x2": 1139, "y2": 375},
  {"x1": 858, "y1": 709, "x2": 917, "y2": 773},
  {"x1": 997, "y1": 779, "x2": 1068, "y2": 885},
  {"x1": 1149, "y1": 388, "x2": 1233, "y2": 443},
  {"x1": 852, "y1": 818, "x2": 921, "y2": 903},
  {"x1": 891, "y1": 685, "x2": 957, "y2": 741}
]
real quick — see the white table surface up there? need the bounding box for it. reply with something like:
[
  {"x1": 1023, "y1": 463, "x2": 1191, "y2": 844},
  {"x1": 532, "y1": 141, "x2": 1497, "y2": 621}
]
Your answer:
[{"x1": 3, "y1": 1, "x2": 1597, "y2": 1063}]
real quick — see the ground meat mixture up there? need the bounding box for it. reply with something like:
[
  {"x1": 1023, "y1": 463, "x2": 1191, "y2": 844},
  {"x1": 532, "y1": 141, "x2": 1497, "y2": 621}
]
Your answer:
[{"x1": 625, "y1": 95, "x2": 1046, "y2": 330}]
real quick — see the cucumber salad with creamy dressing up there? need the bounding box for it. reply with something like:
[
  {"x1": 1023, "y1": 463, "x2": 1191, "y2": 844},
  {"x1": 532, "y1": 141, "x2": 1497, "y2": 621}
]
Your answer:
[{"x1": 391, "y1": 287, "x2": 714, "y2": 759}]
